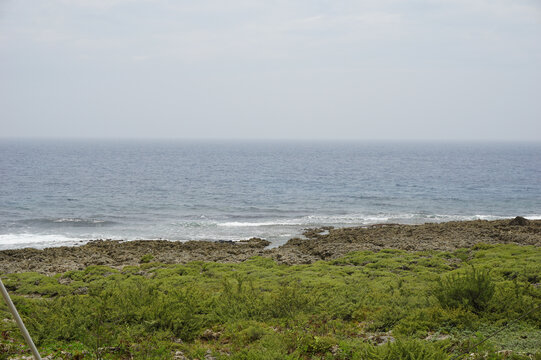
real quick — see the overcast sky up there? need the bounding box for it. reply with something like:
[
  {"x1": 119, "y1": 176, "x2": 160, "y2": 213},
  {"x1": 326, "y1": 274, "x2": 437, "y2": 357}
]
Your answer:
[{"x1": 1, "y1": 0, "x2": 540, "y2": 141}]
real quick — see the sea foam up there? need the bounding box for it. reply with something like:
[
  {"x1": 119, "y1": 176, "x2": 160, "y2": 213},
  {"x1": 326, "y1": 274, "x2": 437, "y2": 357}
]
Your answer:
[{"x1": 0, "y1": 234, "x2": 87, "y2": 250}]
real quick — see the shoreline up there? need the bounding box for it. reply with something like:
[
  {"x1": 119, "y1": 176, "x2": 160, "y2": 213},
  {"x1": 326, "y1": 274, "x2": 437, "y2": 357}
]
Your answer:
[{"x1": 1, "y1": 217, "x2": 539, "y2": 274}]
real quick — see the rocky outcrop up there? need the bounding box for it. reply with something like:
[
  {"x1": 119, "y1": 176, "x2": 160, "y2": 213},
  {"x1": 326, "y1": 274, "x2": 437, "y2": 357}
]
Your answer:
[{"x1": 1, "y1": 219, "x2": 539, "y2": 273}]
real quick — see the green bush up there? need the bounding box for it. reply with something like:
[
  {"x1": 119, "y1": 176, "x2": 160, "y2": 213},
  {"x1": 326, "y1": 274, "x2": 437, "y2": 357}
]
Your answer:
[
  {"x1": 268, "y1": 281, "x2": 312, "y2": 319},
  {"x1": 379, "y1": 339, "x2": 450, "y2": 360},
  {"x1": 23, "y1": 278, "x2": 206, "y2": 348},
  {"x1": 140, "y1": 254, "x2": 154, "y2": 263},
  {"x1": 214, "y1": 276, "x2": 268, "y2": 321},
  {"x1": 239, "y1": 324, "x2": 268, "y2": 344},
  {"x1": 434, "y1": 266, "x2": 495, "y2": 313}
]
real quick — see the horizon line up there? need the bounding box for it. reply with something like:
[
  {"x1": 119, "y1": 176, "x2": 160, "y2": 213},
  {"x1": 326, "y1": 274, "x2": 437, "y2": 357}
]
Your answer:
[{"x1": 0, "y1": 137, "x2": 540, "y2": 144}]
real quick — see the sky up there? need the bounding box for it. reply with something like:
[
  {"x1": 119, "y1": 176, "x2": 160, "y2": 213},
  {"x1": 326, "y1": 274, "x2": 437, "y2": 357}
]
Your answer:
[{"x1": 1, "y1": 0, "x2": 540, "y2": 141}]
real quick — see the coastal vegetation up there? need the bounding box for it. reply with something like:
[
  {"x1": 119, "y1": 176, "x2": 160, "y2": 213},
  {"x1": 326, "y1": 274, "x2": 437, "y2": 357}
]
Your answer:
[{"x1": 1, "y1": 243, "x2": 540, "y2": 359}]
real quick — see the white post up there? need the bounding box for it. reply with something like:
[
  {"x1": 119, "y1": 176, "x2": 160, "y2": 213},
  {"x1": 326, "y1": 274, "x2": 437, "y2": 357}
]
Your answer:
[{"x1": 0, "y1": 276, "x2": 42, "y2": 360}]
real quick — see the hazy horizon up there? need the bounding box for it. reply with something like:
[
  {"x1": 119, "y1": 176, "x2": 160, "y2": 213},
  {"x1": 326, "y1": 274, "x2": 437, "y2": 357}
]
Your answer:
[{"x1": 2, "y1": 137, "x2": 541, "y2": 144}]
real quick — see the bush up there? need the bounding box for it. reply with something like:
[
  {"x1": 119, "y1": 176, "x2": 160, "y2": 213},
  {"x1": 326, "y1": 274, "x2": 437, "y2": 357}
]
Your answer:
[
  {"x1": 140, "y1": 254, "x2": 154, "y2": 263},
  {"x1": 379, "y1": 339, "x2": 450, "y2": 360},
  {"x1": 24, "y1": 278, "x2": 206, "y2": 348},
  {"x1": 294, "y1": 334, "x2": 336, "y2": 357},
  {"x1": 434, "y1": 266, "x2": 495, "y2": 313},
  {"x1": 268, "y1": 281, "x2": 311, "y2": 319},
  {"x1": 214, "y1": 276, "x2": 267, "y2": 321}
]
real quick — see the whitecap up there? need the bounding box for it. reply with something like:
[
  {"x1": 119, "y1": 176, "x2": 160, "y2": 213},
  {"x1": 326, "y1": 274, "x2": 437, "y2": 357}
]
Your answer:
[
  {"x1": 219, "y1": 221, "x2": 302, "y2": 227},
  {"x1": 0, "y1": 233, "x2": 88, "y2": 250}
]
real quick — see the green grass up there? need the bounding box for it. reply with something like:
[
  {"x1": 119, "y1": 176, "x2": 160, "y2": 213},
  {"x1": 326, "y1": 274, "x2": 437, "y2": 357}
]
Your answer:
[{"x1": 1, "y1": 244, "x2": 540, "y2": 359}]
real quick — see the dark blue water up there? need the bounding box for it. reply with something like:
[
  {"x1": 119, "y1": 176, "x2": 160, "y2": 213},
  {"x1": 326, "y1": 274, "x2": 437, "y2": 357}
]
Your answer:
[{"x1": 1, "y1": 140, "x2": 540, "y2": 249}]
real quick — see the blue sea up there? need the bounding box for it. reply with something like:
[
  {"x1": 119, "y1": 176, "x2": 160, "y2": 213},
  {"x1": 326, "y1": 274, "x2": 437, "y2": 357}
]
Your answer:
[{"x1": 0, "y1": 140, "x2": 540, "y2": 250}]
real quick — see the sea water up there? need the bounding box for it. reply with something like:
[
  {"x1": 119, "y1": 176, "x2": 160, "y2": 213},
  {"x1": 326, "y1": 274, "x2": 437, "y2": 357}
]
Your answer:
[{"x1": 0, "y1": 140, "x2": 540, "y2": 250}]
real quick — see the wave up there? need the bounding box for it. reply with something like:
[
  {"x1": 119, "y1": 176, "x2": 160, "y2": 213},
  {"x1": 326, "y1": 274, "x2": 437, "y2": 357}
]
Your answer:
[
  {"x1": 215, "y1": 213, "x2": 541, "y2": 228},
  {"x1": 17, "y1": 218, "x2": 116, "y2": 227},
  {"x1": 53, "y1": 218, "x2": 108, "y2": 224},
  {"x1": 522, "y1": 214, "x2": 541, "y2": 220},
  {"x1": 422, "y1": 214, "x2": 541, "y2": 222},
  {"x1": 219, "y1": 221, "x2": 303, "y2": 227},
  {"x1": 2, "y1": 213, "x2": 538, "y2": 251},
  {"x1": 0, "y1": 233, "x2": 88, "y2": 250}
]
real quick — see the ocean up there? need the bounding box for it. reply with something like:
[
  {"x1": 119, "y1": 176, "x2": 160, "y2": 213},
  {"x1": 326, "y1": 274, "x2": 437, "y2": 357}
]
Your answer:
[{"x1": 0, "y1": 140, "x2": 540, "y2": 250}]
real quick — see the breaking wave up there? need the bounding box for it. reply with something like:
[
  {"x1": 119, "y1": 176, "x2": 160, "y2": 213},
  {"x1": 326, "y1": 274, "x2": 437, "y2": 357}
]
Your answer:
[
  {"x1": 0, "y1": 234, "x2": 88, "y2": 250},
  {"x1": 17, "y1": 218, "x2": 116, "y2": 227}
]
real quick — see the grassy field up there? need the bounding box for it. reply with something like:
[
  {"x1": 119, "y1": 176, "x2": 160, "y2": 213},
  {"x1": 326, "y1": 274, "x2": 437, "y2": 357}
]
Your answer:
[{"x1": 1, "y1": 243, "x2": 540, "y2": 359}]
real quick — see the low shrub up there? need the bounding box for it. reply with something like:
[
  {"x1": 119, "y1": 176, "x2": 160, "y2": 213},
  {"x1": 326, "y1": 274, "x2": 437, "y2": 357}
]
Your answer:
[
  {"x1": 140, "y1": 254, "x2": 154, "y2": 263},
  {"x1": 379, "y1": 339, "x2": 450, "y2": 360},
  {"x1": 434, "y1": 266, "x2": 495, "y2": 313}
]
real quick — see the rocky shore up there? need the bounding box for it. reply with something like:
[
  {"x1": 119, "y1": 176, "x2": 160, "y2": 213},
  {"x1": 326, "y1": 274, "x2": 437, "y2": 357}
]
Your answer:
[{"x1": 1, "y1": 217, "x2": 539, "y2": 274}]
